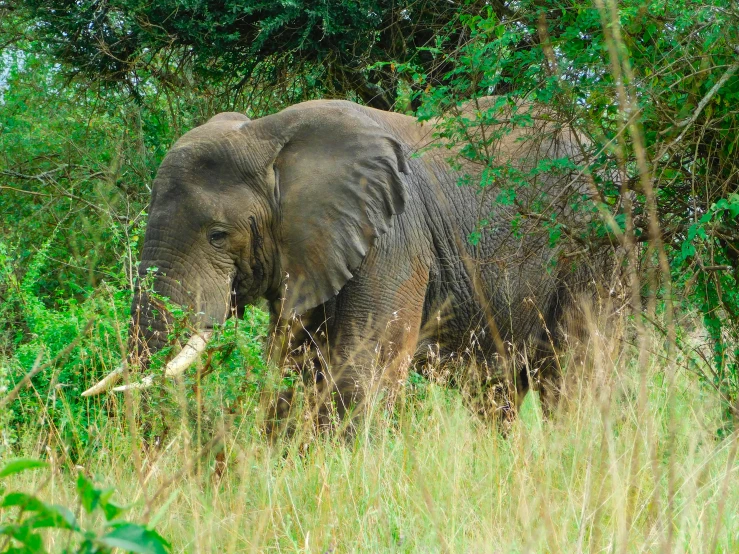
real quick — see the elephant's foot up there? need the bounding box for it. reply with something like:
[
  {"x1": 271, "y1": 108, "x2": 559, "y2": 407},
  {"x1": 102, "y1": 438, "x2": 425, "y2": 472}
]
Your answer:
[
  {"x1": 534, "y1": 374, "x2": 563, "y2": 418},
  {"x1": 262, "y1": 388, "x2": 300, "y2": 442},
  {"x1": 260, "y1": 379, "x2": 365, "y2": 443}
]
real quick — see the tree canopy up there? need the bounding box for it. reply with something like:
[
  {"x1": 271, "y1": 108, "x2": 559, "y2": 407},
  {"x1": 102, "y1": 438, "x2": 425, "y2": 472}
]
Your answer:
[{"x1": 18, "y1": 0, "x2": 500, "y2": 110}]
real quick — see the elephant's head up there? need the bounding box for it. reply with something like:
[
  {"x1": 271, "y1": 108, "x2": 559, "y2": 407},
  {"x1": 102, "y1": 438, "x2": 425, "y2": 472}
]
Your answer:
[{"x1": 82, "y1": 102, "x2": 408, "y2": 396}]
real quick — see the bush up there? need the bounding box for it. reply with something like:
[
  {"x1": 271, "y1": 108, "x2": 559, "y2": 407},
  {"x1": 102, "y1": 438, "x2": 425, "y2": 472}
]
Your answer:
[
  {"x1": 390, "y1": 0, "x2": 739, "y2": 422},
  {"x1": 0, "y1": 459, "x2": 170, "y2": 553}
]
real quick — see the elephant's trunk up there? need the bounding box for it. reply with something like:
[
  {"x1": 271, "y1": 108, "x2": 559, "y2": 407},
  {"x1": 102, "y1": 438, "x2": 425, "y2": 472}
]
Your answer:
[
  {"x1": 128, "y1": 286, "x2": 175, "y2": 364},
  {"x1": 81, "y1": 204, "x2": 235, "y2": 397},
  {"x1": 81, "y1": 276, "x2": 221, "y2": 397}
]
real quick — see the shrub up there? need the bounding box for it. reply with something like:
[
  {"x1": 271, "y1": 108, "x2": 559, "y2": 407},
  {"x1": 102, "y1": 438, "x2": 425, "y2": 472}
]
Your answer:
[{"x1": 0, "y1": 459, "x2": 170, "y2": 553}]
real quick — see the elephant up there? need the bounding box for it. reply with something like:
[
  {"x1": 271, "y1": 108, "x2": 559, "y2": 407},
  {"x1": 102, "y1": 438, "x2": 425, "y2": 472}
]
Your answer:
[{"x1": 82, "y1": 98, "x2": 607, "y2": 426}]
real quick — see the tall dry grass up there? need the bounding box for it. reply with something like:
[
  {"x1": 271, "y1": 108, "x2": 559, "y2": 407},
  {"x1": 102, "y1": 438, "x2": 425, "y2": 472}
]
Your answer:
[{"x1": 3, "y1": 311, "x2": 738, "y2": 553}]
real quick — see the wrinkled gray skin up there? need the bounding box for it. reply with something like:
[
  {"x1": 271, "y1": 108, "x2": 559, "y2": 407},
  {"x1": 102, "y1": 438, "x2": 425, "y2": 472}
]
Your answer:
[{"x1": 130, "y1": 99, "x2": 599, "y2": 423}]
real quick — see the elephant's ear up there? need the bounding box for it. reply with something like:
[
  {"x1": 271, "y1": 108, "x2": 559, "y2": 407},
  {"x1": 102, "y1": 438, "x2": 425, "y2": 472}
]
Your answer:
[{"x1": 271, "y1": 106, "x2": 409, "y2": 316}]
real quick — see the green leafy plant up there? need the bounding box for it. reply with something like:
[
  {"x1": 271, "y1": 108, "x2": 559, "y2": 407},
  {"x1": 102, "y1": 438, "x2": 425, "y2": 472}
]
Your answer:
[
  {"x1": 389, "y1": 0, "x2": 739, "y2": 424},
  {"x1": 673, "y1": 193, "x2": 739, "y2": 421},
  {"x1": 0, "y1": 458, "x2": 170, "y2": 553}
]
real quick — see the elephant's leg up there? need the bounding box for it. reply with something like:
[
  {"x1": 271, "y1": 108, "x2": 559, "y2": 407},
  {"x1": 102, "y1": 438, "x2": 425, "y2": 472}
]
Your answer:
[
  {"x1": 262, "y1": 302, "x2": 336, "y2": 438},
  {"x1": 525, "y1": 294, "x2": 580, "y2": 418},
  {"x1": 530, "y1": 354, "x2": 562, "y2": 418},
  {"x1": 317, "y1": 254, "x2": 431, "y2": 427},
  {"x1": 537, "y1": 291, "x2": 595, "y2": 416}
]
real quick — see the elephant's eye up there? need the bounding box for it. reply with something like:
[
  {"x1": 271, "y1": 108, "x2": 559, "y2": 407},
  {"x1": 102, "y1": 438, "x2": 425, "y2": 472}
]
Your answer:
[{"x1": 209, "y1": 230, "x2": 228, "y2": 248}]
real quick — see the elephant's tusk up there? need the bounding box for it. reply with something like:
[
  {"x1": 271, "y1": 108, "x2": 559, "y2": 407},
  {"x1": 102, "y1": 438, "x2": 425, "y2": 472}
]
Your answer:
[
  {"x1": 163, "y1": 330, "x2": 212, "y2": 378},
  {"x1": 83, "y1": 331, "x2": 212, "y2": 396},
  {"x1": 112, "y1": 331, "x2": 211, "y2": 392},
  {"x1": 112, "y1": 374, "x2": 155, "y2": 392},
  {"x1": 81, "y1": 365, "x2": 124, "y2": 397}
]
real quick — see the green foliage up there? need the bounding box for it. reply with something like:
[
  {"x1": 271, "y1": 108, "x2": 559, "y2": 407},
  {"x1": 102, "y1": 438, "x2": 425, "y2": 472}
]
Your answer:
[
  {"x1": 0, "y1": 460, "x2": 48, "y2": 480},
  {"x1": 0, "y1": 24, "x2": 271, "y2": 456},
  {"x1": 0, "y1": 4, "x2": 738, "y2": 549},
  {"x1": 0, "y1": 459, "x2": 170, "y2": 553},
  {"x1": 673, "y1": 193, "x2": 739, "y2": 414},
  {"x1": 0, "y1": 235, "x2": 132, "y2": 456},
  {"x1": 2, "y1": 0, "x2": 738, "y2": 445},
  {"x1": 392, "y1": 0, "x2": 739, "y2": 418}
]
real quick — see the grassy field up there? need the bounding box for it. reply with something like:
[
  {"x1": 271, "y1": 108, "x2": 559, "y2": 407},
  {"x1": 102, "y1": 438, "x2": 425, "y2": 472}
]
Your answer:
[{"x1": 3, "y1": 321, "x2": 739, "y2": 553}]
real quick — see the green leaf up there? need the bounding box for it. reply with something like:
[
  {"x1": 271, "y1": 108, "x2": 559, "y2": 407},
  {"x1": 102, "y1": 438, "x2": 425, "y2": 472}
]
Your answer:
[
  {"x1": 27, "y1": 504, "x2": 78, "y2": 531},
  {"x1": 98, "y1": 523, "x2": 171, "y2": 554},
  {"x1": 548, "y1": 225, "x2": 563, "y2": 248},
  {"x1": 681, "y1": 241, "x2": 696, "y2": 259},
  {"x1": 687, "y1": 223, "x2": 707, "y2": 240},
  {"x1": 1, "y1": 492, "x2": 47, "y2": 512},
  {"x1": 0, "y1": 459, "x2": 48, "y2": 479},
  {"x1": 2, "y1": 493, "x2": 79, "y2": 531},
  {"x1": 76, "y1": 472, "x2": 100, "y2": 514},
  {"x1": 727, "y1": 194, "x2": 739, "y2": 218},
  {"x1": 495, "y1": 188, "x2": 516, "y2": 205},
  {"x1": 101, "y1": 500, "x2": 125, "y2": 521},
  {"x1": 0, "y1": 524, "x2": 45, "y2": 552}
]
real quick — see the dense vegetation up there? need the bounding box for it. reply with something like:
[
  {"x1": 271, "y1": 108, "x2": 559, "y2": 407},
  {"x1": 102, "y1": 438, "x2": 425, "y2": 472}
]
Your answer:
[{"x1": 1, "y1": 0, "x2": 738, "y2": 551}]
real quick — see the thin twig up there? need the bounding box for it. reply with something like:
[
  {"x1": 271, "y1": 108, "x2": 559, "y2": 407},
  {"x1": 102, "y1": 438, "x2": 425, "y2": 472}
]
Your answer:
[
  {"x1": 659, "y1": 62, "x2": 739, "y2": 158},
  {"x1": 702, "y1": 265, "x2": 733, "y2": 272}
]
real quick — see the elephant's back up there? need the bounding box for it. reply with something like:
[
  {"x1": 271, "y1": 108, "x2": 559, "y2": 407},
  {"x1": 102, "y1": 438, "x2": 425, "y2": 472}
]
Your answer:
[{"x1": 401, "y1": 110, "x2": 587, "y2": 358}]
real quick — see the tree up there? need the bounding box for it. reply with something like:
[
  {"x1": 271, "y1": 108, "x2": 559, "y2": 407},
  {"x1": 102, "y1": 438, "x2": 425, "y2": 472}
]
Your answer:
[{"x1": 16, "y1": 0, "x2": 513, "y2": 111}]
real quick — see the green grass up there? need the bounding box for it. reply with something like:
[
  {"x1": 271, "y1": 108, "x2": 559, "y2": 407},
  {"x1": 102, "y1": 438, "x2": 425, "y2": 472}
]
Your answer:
[{"x1": 2, "y1": 325, "x2": 738, "y2": 553}]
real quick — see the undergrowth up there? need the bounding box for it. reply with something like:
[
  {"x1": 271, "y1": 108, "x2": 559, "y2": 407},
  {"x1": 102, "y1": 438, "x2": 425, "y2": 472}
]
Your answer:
[{"x1": 2, "y1": 322, "x2": 738, "y2": 552}]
